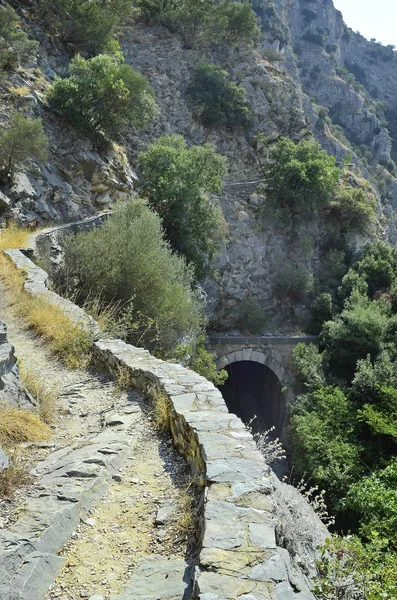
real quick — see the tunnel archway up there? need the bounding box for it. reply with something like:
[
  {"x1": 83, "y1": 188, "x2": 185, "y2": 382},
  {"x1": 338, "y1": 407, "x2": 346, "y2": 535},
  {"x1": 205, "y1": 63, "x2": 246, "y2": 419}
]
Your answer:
[{"x1": 218, "y1": 360, "x2": 286, "y2": 439}]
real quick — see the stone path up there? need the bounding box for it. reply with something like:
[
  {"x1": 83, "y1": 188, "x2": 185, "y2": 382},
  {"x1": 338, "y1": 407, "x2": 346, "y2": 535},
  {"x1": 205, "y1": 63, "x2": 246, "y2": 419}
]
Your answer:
[{"x1": 0, "y1": 283, "x2": 194, "y2": 600}]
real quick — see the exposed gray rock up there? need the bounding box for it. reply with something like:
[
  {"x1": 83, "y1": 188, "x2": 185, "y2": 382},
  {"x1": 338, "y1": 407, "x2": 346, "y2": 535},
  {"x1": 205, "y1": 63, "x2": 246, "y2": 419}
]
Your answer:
[
  {"x1": 0, "y1": 449, "x2": 10, "y2": 470},
  {"x1": 0, "y1": 321, "x2": 31, "y2": 409},
  {"x1": 155, "y1": 499, "x2": 177, "y2": 525},
  {"x1": 111, "y1": 557, "x2": 193, "y2": 600}
]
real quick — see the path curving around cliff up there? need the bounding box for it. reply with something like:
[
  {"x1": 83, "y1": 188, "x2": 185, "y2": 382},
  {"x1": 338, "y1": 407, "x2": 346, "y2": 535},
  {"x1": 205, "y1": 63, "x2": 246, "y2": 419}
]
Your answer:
[{"x1": 0, "y1": 282, "x2": 195, "y2": 600}]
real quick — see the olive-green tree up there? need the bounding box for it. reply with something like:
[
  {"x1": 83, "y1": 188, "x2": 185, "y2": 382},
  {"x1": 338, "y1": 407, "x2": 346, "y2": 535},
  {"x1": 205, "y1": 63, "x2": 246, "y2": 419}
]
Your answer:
[
  {"x1": 264, "y1": 137, "x2": 341, "y2": 218},
  {"x1": 0, "y1": 112, "x2": 48, "y2": 183},
  {"x1": 37, "y1": 0, "x2": 130, "y2": 53},
  {"x1": 48, "y1": 53, "x2": 157, "y2": 140},
  {"x1": 61, "y1": 198, "x2": 204, "y2": 354},
  {"x1": 138, "y1": 134, "x2": 227, "y2": 278},
  {"x1": 0, "y1": 5, "x2": 37, "y2": 73},
  {"x1": 188, "y1": 62, "x2": 252, "y2": 128}
]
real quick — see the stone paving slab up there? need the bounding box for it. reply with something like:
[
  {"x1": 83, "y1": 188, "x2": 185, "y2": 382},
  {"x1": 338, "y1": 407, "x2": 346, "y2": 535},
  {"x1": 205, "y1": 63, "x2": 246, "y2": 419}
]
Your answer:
[
  {"x1": 110, "y1": 557, "x2": 194, "y2": 600},
  {"x1": 0, "y1": 411, "x2": 139, "y2": 600}
]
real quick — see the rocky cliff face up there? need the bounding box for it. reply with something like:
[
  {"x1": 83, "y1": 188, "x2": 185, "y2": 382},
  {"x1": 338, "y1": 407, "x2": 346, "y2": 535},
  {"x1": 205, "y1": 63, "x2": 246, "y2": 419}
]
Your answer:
[{"x1": 2, "y1": 0, "x2": 397, "y2": 331}]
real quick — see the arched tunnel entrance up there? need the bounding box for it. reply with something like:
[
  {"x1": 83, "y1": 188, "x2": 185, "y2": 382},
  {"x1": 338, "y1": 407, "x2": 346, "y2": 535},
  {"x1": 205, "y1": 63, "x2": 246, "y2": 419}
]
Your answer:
[{"x1": 218, "y1": 361, "x2": 286, "y2": 440}]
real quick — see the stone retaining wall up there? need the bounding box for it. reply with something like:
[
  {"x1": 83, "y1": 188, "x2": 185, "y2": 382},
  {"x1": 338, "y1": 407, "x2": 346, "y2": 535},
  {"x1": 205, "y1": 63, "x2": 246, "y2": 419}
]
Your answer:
[{"x1": 2, "y1": 230, "x2": 327, "y2": 600}]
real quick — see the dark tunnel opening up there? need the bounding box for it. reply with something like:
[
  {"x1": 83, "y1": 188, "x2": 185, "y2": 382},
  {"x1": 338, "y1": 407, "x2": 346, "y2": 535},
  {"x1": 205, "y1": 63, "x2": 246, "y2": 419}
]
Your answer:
[{"x1": 218, "y1": 361, "x2": 286, "y2": 441}]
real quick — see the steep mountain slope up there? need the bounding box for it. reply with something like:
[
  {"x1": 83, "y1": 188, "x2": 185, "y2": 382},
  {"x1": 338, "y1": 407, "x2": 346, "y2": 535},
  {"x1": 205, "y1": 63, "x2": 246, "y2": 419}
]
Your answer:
[{"x1": 1, "y1": 0, "x2": 397, "y2": 332}]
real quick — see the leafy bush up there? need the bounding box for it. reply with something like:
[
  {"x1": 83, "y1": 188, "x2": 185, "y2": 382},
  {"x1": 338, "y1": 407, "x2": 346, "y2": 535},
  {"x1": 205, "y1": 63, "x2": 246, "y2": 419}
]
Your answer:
[
  {"x1": 61, "y1": 198, "x2": 204, "y2": 355},
  {"x1": 48, "y1": 53, "x2": 157, "y2": 140},
  {"x1": 292, "y1": 342, "x2": 325, "y2": 392},
  {"x1": 210, "y1": 0, "x2": 260, "y2": 46},
  {"x1": 326, "y1": 187, "x2": 376, "y2": 234},
  {"x1": 276, "y1": 263, "x2": 313, "y2": 302},
  {"x1": 172, "y1": 336, "x2": 227, "y2": 385},
  {"x1": 0, "y1": 5, "x2": 37, "y2": 73},
  {"x1": 308, "y1": 292, "x2": 333, "y2": 334},
  {"x1": 321, "y1": 290, "x2": 390, "y2": 382},
  {"x1": 0, "y1": 112, "x2": 48, "y2": 183},
  {"x1": 134, "y1": 0, "x2": 259, "y2": 47},
  {"x1": 343, "y1": 460, "x2": 397, "y2": 547},
  {"x1": 37, "y1": 0, "x2": 130, "y2": 53},
  {"x1": 264, "y1": 138, "x2": 340, "y2": 218},
  {"x1": 237, "y1": 298, "x2": 267, "y2": 333},
  {"x1": 290, "y1": 386, "x2": 361, "y2": 502},
  {"x1": 188, "y1": 62, "x2": 252, "y2": 128},
  {"x1": 138, "y1": 135, "x2": 227, "y2": 278},
  {"x1": 315, "y1": 534, "x2": 397, "y2": 600}
]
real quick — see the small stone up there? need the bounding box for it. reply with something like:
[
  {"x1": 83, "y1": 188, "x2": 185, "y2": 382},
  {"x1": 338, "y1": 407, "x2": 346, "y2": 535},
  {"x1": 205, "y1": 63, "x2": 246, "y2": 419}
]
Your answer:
[
  {"x1": 80, "y1": 592, "x2": 89, "y2": 598},
  {"x1": 89, "y1": 596, "x2": 104, "y2": 600},
  {"x1": 85, "y1": 518, "x2": 96, "y2": 527}
]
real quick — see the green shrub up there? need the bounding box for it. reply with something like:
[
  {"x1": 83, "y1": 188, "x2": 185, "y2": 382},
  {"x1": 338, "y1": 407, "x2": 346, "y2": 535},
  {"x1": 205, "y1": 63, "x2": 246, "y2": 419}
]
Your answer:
[
  {"x1": 188, "y1": 62, "x2": 251, "y2": 128},
  {"x1": 276, "y1": 263, "x2": 313, "y2": 302},
  {"x1": 48, "y1": 52, "x2": 157, "y2": 140},
  {"x1": 315, "y1": 535, "x2": 397, "y2": 600},
  {"x1": 210, "y1": 1, "x2": 260, "y2": 46},
  {"x1": 0, "y1": 112, "x2": 48, "y2": 183},
  {"x1": 326, "y1": 187, "x2": 376, "y2": 234},
  {"x1": 138, "y1": 134, "x2": 227, "y2": 278},
  {"x1": 290, "y1": 386, "x2": 361, "y2": 502},
  {"x1": 0, "y1": 5, "x2": 37, "y2": 73},
  {"x1": 308, "y1": 292, "x2": 333, "y2": 334},
  {"x1": 172, "y1": 335, "x2": 227, "y2": 385},
  {"x1": 61, "y1": 198, "x2": 204, "y2": 355},
  {"x1": 134, "y1": 0, "x2": 259, "y2": 47},
  {"x1": 292, "y1": 342, "x2": 326, "y2": 392},
  {"x1": 264, "y1": 138, "x2": 340, "y2": 218},
  {"x1": 261, "y1": 48, "x2": 283, "y2": 62},
  {"x1": 237, "y1": 298, "x2": 267, "y2": 333},
  {"x1": 343, "y1": 460, "x2": 397, "y2": 546},
  {"x1": 316, "y1": 249, "x2": 348, "y2": 296},
  {"x1": 321, "y1": 290, "x2": 390, "y2": 382},
  {"x1": 37, "y1": 0, "x2": 130, "y2": 53}
]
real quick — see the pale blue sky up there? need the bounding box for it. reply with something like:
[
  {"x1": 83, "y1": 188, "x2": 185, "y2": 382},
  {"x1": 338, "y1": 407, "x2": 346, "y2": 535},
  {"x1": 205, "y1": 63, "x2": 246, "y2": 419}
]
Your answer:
[{"x1": 333, "y1": 0, "x2": 397, "y2": 46}]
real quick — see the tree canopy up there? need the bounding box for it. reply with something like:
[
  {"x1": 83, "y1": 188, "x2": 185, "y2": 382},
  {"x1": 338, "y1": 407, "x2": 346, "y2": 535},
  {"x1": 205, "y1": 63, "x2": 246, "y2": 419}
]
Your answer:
[
  {"x1": 138, "y1": 135, "x2": 228, "y2": 278},
  {"x1": 48, "y1": 53, "x2": 157, "y2": 140}
]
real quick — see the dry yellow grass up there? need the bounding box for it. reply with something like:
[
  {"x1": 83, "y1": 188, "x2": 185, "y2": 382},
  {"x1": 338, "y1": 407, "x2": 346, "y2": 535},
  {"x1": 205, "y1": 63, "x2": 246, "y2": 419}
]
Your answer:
[
  {"x1": 150, "y1": 390, "x2": 172, "y2": 432},
  {"x1": 115, "y1": 364, "x2": 134, "y2": 391},
  {"x1": 0, "y1": 453, "x2": 31, "y2": 498},
  {"x1": 8, "y1": 85, "x2": 31, "y2": 97},
  {"x1": 0, "y1": 223, "x2": 30, "y2": 251},
  {"x1": 0, "y1": 226, "x2": 92, "y2": 368},
  {"x1": 19, "y1": 363, "x2": 58, "y2": 423},
  {"x1": 0, "y1": 407, "x2": 51, "y2": 447},
  {"x1": 176, "y1": 488, "x2": 195, "y2": 538}
]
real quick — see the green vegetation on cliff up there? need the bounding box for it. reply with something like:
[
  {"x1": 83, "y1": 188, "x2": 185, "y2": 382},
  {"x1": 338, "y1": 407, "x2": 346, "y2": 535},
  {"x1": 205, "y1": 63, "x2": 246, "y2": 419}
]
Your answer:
[
  {"x1": 60, "y1": 198, "x2": 204, "y2": 355},
  {"x1": 48, "y1": 52, "x2": 157, "y2": 140},
  {"x1": 291, "y1": 242, "x2": 397, "y2": 598},
  {"x1": 138, "y1": 134, "x2": 227, "y2": 278}
]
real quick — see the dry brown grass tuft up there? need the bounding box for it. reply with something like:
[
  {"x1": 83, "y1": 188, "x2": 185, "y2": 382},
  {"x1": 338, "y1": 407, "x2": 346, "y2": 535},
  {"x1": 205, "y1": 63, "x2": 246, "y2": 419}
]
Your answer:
[
  {"x1": 19, "y1": 363, "x2": 58, "y2": 423},
  {"x1": 8, "y1": 85, "x2": 31, "y2": 97},
  {"x1": 0, "y1": 407, "x2": 51, "y2": 447},
  {"x1": 0, "y1": 223, "x2": 30, "y2": 251},
  {"x1": 115, "y1": 364, "x2": 134, "y2": 391},
  {"x1": 150, "y1": 391, "x2": 172, "y2": 432},
  {"x1": 176, "y1": 488, "x2": 195, "y2": 538},
  {"x1": 0, "y1": 227, "x2": 92, "y2": 368},
  {"x1": 0, "y1": 454, "x2": 31, "y2": 498}
]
